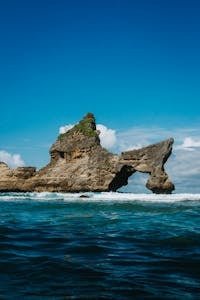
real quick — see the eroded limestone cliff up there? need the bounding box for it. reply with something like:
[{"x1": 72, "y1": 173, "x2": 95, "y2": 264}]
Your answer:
[{"x1": 0, "y1": 113, "x2": 175, "y2": 193}]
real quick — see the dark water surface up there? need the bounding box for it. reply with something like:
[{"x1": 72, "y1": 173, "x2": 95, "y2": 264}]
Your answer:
[{"x1": 0, "y1": 192, "x2": 200, "y2": 299}]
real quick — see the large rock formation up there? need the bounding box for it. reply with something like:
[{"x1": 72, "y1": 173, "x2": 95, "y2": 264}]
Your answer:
[{"x1": 0, "y1": 113, "x2": 175, "y2": 193}]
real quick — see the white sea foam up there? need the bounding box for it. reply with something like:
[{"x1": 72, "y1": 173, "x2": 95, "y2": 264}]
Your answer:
[{"x1": 0, "y1": 192, "x2": 200, "y2": 203}]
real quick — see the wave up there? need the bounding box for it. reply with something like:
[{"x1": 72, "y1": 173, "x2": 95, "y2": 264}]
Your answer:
[{"x1": 0, "y1": 192, "x2": 200, "y2": 203}]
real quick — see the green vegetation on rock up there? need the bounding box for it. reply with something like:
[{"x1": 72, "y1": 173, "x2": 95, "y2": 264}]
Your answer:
[{"x1": 58, "y1": 113, "x2": 97, "y2": 141}]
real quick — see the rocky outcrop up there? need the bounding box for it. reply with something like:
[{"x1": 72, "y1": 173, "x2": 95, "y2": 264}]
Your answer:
[
  {"x1": 0, "y1": 162, "x2": 36, "y2": 192},
  {"x1": 0, "y1": 113, "x2": 175, "y2": 193},
  {"x1": 112, "y1": 139, "x2": 174, "y2": 193}
]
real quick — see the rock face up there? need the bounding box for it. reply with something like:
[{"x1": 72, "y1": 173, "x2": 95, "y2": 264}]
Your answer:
[
  {"x1": 0, "y1": 162, "x2": 36, "y2": 192},
  {"x1": 0, "y1": 113, "x2": 175, "y2": 193}
]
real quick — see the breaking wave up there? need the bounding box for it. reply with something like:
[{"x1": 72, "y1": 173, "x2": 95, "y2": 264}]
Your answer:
[
  {"x1": 1, "y1": 192, "x2": 200, "y2": 203},
  {"x1": 0, "y1": 191, "x2": 199, "y2": 298}
]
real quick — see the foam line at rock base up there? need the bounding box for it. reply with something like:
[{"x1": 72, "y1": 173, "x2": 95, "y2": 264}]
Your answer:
[{"x1": 0, "y1": 192, "x2": 200, "y2": 203}]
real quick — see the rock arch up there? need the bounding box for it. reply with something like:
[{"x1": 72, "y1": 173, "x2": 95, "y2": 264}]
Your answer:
[
  {"x1": 108, "y1": 165, "x2": 136, "y2": 191},
  {"x1": 110, "y1": 138, "x2": 175, "y2": 194},
  {"x1": 0, "y1": 113, "x2": 175, "y2": 193}
]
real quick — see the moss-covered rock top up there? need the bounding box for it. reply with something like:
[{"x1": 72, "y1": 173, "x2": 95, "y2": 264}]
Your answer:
[{"x1": 58, "y1": 113, "x2": 98, "y2": 141}]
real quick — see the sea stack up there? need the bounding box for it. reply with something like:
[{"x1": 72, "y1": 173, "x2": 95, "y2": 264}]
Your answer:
[{"x1": 0, "y1": 113, "x2": 175, "y2": 193}]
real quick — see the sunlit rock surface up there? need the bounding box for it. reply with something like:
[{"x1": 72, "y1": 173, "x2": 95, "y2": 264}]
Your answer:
[{"x1": 0, "y1": 113, "x2": 175, "y2": 193}]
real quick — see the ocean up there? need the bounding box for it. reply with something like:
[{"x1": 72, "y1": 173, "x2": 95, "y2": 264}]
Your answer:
[{"x1": 0, "y1": 192, "x2": 199, "y2": 299}]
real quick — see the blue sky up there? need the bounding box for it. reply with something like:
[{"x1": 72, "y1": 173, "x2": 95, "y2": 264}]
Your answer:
[{"x1": 0, "y1": 0, "x2": 200, "y2": 192}]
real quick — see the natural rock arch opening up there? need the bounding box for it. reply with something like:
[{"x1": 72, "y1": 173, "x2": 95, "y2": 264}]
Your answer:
[
  {"x1": 118, "y1": 171, "x2": 150, "y2": 193},
  {"x1": 108, "y1": 165, "x2": 136, "y2": 192}
]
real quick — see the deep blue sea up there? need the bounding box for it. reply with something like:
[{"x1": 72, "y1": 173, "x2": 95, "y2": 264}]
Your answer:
[{"x1": 0, "y1": 192, "x2": 200, "y2": 300}]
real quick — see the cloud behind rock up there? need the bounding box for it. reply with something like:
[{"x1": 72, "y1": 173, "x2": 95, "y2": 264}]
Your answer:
[
  {"x1": 0, "y1": 150, "x2": 25, "y2": 168},
  {"x1": 59, "y1": 123, "x2": 117, "y2": 149}
]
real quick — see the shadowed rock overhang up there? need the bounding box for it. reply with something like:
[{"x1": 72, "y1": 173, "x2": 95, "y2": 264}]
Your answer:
[{"x1": 0, "y1": 113, "x2": 175, "y2": 194}]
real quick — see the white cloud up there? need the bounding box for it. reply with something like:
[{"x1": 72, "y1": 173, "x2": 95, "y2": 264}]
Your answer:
[
  {"x1": 176, "y1": 137, "x2": 200, "y2": 151},
  {"x1": 0, "y1": 150, "x2": 25, "y2": 168},
  {"x1": 96, "y1": 124, "x2": 116, "y2": 149},
  {"x1": 115, "y1": 127, "x2": 200, "y2": 153},
  {"x1": 59, "y1": 124, "x2": 74, "y2": 134},
  {"x1": 115, "y1": 127, "x2": 175, "y2": 152},
  {"x1": 121, "y1": 143, "x2": 144, "y2": 151},
  {"x1": 59, "y1": 123, "x2": 117, "y2": 149}
]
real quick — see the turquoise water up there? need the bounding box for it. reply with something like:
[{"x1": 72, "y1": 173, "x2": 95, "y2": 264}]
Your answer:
[{"x1": 0, "y1": 192, "x2": 200, "y2": 299}]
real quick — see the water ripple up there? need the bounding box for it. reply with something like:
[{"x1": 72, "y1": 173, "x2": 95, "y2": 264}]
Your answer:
[{"x1": 0, "y1": 192, "x2": 200, "y2": 299}]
